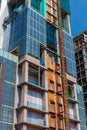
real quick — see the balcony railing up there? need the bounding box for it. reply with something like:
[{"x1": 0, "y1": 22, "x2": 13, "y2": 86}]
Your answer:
[
  {"x1": 28, "y1": 79, "x2": 38, "y2": 85},
  {"x1": 28, "y1": 79, "x2": 45, "y2": 89},
  {"x1": 70, "y1": 114, "x2": 78, "y2": 121},
  {"x1": 27, "y1": 118, "x2": 46, "y2": 127},
  {"x1": 27, "y1": 101, "x2": 45, "y2": 111}
]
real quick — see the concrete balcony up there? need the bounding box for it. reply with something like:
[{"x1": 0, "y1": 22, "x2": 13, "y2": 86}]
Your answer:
[
  {"x1": 27, "y1": 118, "x2": 46, "y2": 128},
  {"x1": 15, "y1": 119, "x2": 47, "y2": 129},
  {"x1": 70, "y1": 114, "x2": 80, "y2": 122}
]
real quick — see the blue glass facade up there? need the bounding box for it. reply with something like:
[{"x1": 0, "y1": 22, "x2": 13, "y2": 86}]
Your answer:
[
  {"x1": 31, "y1": 0, "x2": 46, "y2": 17},
  {"x1": 26, "y1": 7, "x2": 46, "y2": 58},
  {"x1": 63, "y1": 31, "x2": 77, "y2": 77},
  {"x1": 0, "y1": 50, "x2": 18, "y2": 130},
  {"x1": 60, "y1": 0, "x2": 70, "y2": 14},
  {"x1": 1, "y1": 1, "x2": 86, "y2": 130},
  {"x1": 46, "y1": 22, "x2": 57, "y2": 50},
  {"x1": 76, "y1": 84, "x2": 87, "y2": 130},
  {"x1": 3, "y1": 7, "x2": 46, "y2": 58},
  {"x1": 46, "y1": 22, "x2": 58, "y2": 63}
]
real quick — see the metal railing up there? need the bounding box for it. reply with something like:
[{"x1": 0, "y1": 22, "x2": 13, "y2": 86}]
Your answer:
[
  {"x1": 28, "y1": 79, "x2": 45, "y2": 88},
  {"x1": 28, "y1": 79, "x2": 38, "y2": 85}
]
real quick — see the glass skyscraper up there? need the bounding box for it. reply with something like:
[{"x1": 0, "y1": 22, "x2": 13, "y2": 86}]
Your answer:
[{"x1": 0, "y1": 0, "x2": 86, "y2": 130}]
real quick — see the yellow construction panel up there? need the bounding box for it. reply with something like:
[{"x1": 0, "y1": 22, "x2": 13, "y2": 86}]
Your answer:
[
  {"x1": 48, "y1": 64, "x2": 55, "y2": 70},
  {"x1": 48, "y1": 71, "x2": 54, "y2": 81},
  {"x1": 49, "y1": 114, "x2": 56, "y2": 128},
  {"x1": 56, "y1": 74, "x2": 61, "y2": 85},
  {"x1": 58, "y1": 118, "x2": 64, "y2": 130},
  {"x1": 48, "y1": 101, "x2": 55, "y2": 113},
  {"x1": 48, "y1": 80, "x2": 54, "y2": 91},
  {"x1": 57, "y1": 96, "x2": 63, "y2": 105},
  {"x1": 47, "y1": 54, "x2": 55, "y2": 70},
  {"x1": 48, "y1": 93, "x2": 55, "y2": 101}
]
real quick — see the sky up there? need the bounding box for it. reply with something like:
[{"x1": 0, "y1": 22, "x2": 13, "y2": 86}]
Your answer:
[{"x1": 70, "y1": 0, "x2": 87, "y2": 36}]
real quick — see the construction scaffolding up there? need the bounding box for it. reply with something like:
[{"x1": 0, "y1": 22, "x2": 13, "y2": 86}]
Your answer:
[
  {"x1": 47, "y1": 53, "x2": 64, "y2": 130},
  {"x1": 57, "y1": 0, "x2": 70, "y2": 130}
]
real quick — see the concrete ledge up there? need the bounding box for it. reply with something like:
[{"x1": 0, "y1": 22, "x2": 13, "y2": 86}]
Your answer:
[{"x1": 67, "y1": 74, "x2": 77, "y2": 83}]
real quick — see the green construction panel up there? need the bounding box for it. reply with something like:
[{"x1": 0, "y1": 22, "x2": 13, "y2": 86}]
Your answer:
[
  {"x1": 41, "y1": 0, "x2": 46, "y2": 17},
  {"x1": 31, "y1": 0, "x2": 46, "y2": 17},
  {"x1": 60, "y1": 0, "x2": 70, "y2": 14}
]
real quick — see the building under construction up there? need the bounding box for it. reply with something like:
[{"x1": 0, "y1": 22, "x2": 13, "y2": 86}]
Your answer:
[
  {"x1": 74, "y1": 30, "x2": 87, "y2": 128},
  {"x1": 0, "y1": 0, "x2": 86, "y2": 130}
]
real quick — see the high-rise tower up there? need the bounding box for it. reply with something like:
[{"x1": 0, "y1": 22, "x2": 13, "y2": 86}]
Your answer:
[
  {"x1": 74, "y1": 30, "x2": 87, "y2": 127},
  {"x1": 0, "y1": 0, "x2": 86, "y2": 130}
]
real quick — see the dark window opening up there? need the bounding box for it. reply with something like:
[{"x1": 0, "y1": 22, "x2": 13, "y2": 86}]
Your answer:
[
  {"x1": 77, "y1": 80, "x2": 81, "y2": 85},
  {"x1": 77, "y1": 72, "x2": 81, "y2": 79},
  {"x1": 79, "y1": 57, "x2": 84, "y2": 63},
  {"x1": 12, "y1": 0, "x2": 25, "y2": 10},
  {"x1": 76, "y1": 59, "x2": 79, "y2": 64},
  {"x1": 80, "y1": 64, "x2": 85, "y2": 70},
  {"x1": 77, "y1": 66, "x2": 80, "y2": 72},
  {"x1": 79, "y1": 50, "x2": 83, "y2": 57},
  {"x1": 82, "y1": 78, "x2": 87, "y2": 85},
  {"x1": 11, "y1": 48, "x2": 18, "y2": 56},
  {"x1": 40, "y1": 46, "x2": 45, "y2": 66},
  {"x1": 75, "y1": 52, "x2": 78, "y2": 59},
  {"x1": 61, "y1": 10, "x2": 68, "y2": 32},
  {"x1": 81, "y1": 71, "x2": 85, "y2": 77}
]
